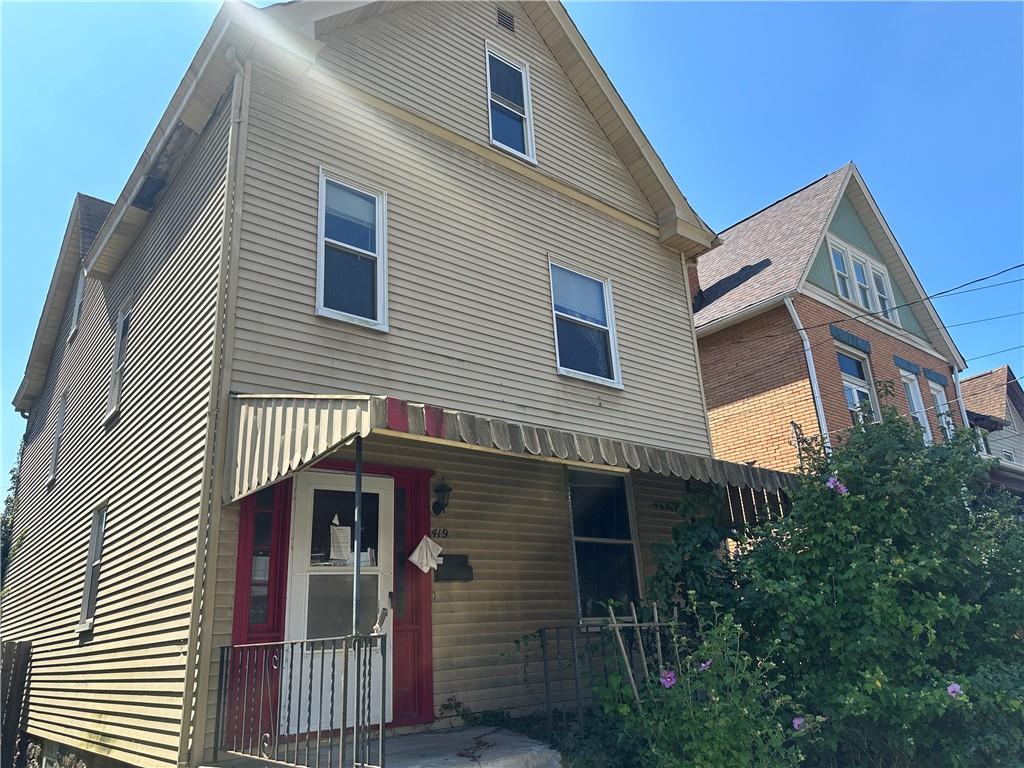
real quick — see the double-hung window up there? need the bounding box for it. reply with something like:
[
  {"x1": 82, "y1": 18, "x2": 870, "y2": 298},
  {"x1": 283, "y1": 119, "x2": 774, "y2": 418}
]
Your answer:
[
  {"x1": 316, "y1": 172, "x2": 388, "y2": 331},
  {"x1": 486, "y1": 46, "x2": 535, "y2": 162},
  {"x1": 901, "y1": 372, "x2": 932, "y2": 444},
  {"x1": 567, "y1": 470, "x2": 640, "y2": 619},
  {"x1": 105, "y1": 310, "x2": 130, "y2": 422},
  {"x1": 549, "y1": 263, "x2": 622, "y2": 387},
  {"x1": 828, "y1": 239, "x2": 900, "y2": 327},
  {"x1": 837, "y1": 349, "x2": 878, "y2": 424},
  {"x1": 929, "y1": 383, "x2": 955, "y2": 441},
  {"x1": 47, "y1": 390, "x2": 68, "y2": 487},
  {"x1": 78, "y1": 505, "x2": 107, "y2": 632}
]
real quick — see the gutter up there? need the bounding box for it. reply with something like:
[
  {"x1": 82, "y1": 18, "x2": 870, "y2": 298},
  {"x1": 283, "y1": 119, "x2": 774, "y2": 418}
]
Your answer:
[
  {"x1": 785, "y1": 296, "x2": 832, "y2": 452},
  {"x1": 951, "y1": 367, "x2": 971, "y2": 433},
  {"x1": 694, "y1": 293, "x2": 788, "y2": 339}
]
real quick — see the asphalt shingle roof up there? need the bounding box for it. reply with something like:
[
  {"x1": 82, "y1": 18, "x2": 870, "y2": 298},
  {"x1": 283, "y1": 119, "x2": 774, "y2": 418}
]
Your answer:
[
  {"x1": 693, "y1": 165, "x2": 849, "y2": 329},
  {"x1": 961, "y1": 365, "x2": 1023, "y2": 423}
]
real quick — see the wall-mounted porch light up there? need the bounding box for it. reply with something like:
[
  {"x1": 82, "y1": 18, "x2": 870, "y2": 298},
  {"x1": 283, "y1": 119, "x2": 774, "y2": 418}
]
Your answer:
[{"x1": 432, "y1": 479, "x2": 453, "y2": 516}]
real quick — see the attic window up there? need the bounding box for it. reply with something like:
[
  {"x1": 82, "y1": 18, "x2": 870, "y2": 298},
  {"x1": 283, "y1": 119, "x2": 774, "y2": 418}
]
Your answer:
[
  {"x1": 486, "y1": 46, "x2": 535, "y2": 162},
  {"x1": 497, "y1": 8, "x2": 515, "y2": 33}
]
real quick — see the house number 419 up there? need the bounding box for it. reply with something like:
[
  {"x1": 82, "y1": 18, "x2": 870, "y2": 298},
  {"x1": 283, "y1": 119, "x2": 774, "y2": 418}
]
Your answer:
[{"x1": 431, "y1": 528, "x2": 449, "y2": 538}]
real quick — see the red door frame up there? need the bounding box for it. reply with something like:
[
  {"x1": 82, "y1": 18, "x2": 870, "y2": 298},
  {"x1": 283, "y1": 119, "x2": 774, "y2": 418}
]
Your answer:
[{"x1": 230, "y1": 462, "x2": 434, "y2": 728}]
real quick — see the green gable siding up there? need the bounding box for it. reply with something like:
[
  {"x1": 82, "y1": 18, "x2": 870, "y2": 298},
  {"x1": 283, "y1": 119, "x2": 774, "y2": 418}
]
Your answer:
[{"x1": 804, "y1": 193, "x2": 927, "y2": 339}]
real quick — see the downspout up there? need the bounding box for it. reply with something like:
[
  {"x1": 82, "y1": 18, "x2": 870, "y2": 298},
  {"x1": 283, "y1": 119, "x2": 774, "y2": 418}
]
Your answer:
[
  {"x1": 785, "y1": 297, "x2": 831, "y2": 452},
  {"x1": 179, "y1": 46, "x2": 250, "y2": 768},
  {"x1": 951, "y1": 367, "x2": 971, "y2": 431}
]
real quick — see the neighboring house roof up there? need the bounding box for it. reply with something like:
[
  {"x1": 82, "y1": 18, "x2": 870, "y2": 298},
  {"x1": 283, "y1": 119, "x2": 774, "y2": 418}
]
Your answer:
[
  {"x1": 693, "y1": 162, "x2": 965, "y2": 369},
  {"x1": 13, "y1": 194, "x2": 113, "y2": 412},
  {"x1": 961, "y1": 365, "x2": 1024, "y2": 426}
]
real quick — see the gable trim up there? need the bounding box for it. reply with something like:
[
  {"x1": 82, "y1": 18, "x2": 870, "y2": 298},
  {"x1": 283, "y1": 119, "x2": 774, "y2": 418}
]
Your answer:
[{"x1": 796, "y1": 163, "x2": 854, "y2": 294}]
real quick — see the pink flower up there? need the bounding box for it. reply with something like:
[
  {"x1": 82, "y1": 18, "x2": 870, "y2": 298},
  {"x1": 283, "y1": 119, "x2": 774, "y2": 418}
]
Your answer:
[
  {"x1": 947, "y1": 682, "x2": 962, "y2": 697},
  {"x1": 699, "y1": 658, "x2": 713, "y2": 672},
  {"x1": 827, "y1": 475, "x2": 849, "y2": 495},
  {"x1": 659, "y1": 669, "x2": 676, "y2": 689},
  {"x1": 792, "y1": 717, "x2": 805, "y2": 731}
]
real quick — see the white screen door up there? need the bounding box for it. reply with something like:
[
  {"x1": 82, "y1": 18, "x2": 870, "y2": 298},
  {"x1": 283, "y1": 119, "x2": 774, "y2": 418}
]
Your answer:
[{"x1": 282, "y1": 470, "x2": 394, "y2": 734}]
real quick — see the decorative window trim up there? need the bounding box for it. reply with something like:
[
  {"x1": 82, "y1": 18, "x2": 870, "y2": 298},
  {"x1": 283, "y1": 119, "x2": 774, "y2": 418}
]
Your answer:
[
  {"x1": 485, "y1": 42, "x2": 536, "y2": 164},
  {"x1": 826, "y1": 236, "x2": 901, "y2": 327},
  {"x1": 68, "y1": 267, "x2": 86, "y2": 342},
  {"x1": 836, "y1": 344, "x2": 879, "y2": 425},
  {"x1": 901, "y1": 371, "x2": 933, "y2": 444},
  {"x1": 77, "y1": 505, "x2": 107, "y2": 633},
  {"x1": 105, "y1": 309, "x2": 131, "y2": 424},
  {"x1": 315, "y1": 168, "x2": 389, "y2": 332},
  {"x1": 928, "y1": 381, "x2": 955, "y2": 441},
  {"x1": 46, "y1": 390, "x2": 68, "y2": 488},
  {"x1": 548, "y1": 261, "x2": 623, "y2": 389},
  {"x1": 565, "y1": 468, "x2": 642, "y2": 623}
]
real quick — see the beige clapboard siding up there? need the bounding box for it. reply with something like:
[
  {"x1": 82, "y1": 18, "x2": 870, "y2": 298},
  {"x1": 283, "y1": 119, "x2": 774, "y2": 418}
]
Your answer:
[
  {"x1": 2, "y1": 102, "x2": 230, "y2": 768},
  {"x1": 230, "y1": 62, "x2": 711, "y2": 452},
  {"x1": 315, "y1": 1, "x2": 655, "y2": 225},
  {"x1": 206, "y1": 433, "x2": 685, "y2": 737}
]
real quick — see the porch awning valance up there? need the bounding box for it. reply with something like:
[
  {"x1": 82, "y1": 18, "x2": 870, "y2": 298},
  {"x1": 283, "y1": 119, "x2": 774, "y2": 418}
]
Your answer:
[{"x1": 224, "y1": 394, "x2": 796, "y2": 503}]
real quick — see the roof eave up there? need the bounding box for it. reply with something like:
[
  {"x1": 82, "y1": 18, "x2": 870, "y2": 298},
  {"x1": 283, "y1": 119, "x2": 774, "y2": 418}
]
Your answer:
[{"x1": 694, "y1": 291, "x2": 793, "y2": 339}]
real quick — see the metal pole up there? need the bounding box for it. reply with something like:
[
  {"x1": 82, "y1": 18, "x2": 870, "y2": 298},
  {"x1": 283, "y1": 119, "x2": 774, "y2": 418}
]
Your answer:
[{"x1": 353, "y1": 436, "x2": 363, "y2": 635}]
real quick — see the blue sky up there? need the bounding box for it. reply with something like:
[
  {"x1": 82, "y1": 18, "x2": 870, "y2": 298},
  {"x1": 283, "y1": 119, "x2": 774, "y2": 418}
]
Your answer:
[{"x1": 2, "y1": 2, "x2": 1022, "y2": 479}]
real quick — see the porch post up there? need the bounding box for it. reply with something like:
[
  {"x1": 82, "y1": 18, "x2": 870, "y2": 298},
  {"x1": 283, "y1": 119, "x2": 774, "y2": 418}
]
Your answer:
[{"x1": 352, "y1": 435, "x2": 363, "y2": 635}]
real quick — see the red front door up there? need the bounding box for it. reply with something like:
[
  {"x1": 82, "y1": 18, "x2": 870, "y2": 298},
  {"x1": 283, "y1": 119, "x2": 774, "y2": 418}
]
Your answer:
[{"x1": 230, "y1": 466, "x2": 434, "y2": 728}]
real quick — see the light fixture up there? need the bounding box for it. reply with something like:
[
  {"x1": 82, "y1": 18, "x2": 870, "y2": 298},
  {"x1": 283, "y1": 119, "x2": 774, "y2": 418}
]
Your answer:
[{"x1": 432, "y1": 480, "x2": 452, "y2": 516}]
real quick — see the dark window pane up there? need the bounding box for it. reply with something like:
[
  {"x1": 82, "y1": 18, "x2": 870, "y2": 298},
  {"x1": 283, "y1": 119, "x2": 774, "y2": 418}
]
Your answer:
[
  {"x1": 569, "y1": 471, "x2": 630, "y2": 539},
  {"x1": 324, "y1": 244, "x2": 376, "y2": 320},
  {"x1": 837, "y1": 352, "x2": 866, "y2": 381},
  {"x1": 310, "y1": 490, "x2": 380, "y2": 566},
  {"x1": 556, "y1": 317, "x2": 612, "y2": 379},
  {"x1": 574, "y1": 542, "x2": 638, "y2": 619},
  {"x1": 490, "y1": 102, "x2": 526, "y2": 153},
  {"x1": 249, "y1": 584, "x2": 269, "y2": 625},
  {"x1": 325, "y1": 181, "x2": 376, "y2": 252},
  {"x1": 393, "y1": 488, "x2": 407, "y2": 619},
  {"x1": 307, "y1": 574, "x2": 378, "y2": 638},
  {"x1": 488, "y1": 55, "x2": 524, "y2": 108}
]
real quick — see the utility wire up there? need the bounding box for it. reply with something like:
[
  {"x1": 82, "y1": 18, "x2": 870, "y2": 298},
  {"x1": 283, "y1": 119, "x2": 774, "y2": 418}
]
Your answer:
[{"x1": 966, "y1": 344, "x2": 1024, "y2": 362}]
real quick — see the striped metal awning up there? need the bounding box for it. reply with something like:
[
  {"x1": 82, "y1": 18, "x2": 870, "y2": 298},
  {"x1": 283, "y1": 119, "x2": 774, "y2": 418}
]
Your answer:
[{"x1": 224, "y1": 394, "x2": 796, "y2": 502}]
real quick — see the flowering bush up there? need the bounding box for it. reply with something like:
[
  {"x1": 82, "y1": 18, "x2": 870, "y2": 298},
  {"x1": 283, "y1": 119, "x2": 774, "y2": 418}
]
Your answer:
[{"x1": 597, "y1": 609, "x2": 808, "y2": 768}]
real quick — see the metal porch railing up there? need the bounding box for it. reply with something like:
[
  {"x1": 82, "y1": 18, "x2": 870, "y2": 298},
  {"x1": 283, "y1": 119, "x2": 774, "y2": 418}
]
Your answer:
[{"x1": 214, "y1": 634, "x2": 387, "y2": 768}]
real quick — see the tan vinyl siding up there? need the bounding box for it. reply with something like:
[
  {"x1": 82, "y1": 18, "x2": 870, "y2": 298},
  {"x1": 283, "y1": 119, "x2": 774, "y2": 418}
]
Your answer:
[
  {"x1": 230, "y1": 60, "x2": 710, "y2": 454},
  {"x1": 2, "y1": 105, "x2": 229, "y2": 768},
  {"x1": 316, "y1": 1, "x2": 655, "y2": 225}
]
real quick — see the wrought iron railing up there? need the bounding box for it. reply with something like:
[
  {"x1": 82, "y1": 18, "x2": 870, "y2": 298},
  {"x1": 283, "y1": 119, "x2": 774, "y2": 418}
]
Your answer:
[{"x1": 214, "y1": 634, "x2": 387, "y2": 768}]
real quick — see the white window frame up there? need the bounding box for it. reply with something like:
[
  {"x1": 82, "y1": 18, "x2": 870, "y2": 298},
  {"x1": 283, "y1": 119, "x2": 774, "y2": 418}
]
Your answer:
[
  {"x1": 566, "y1": 468, "x2": 643, "y2": 623},
  {"x1": 315, "y1": 169, "x2": 389, "y2": 332},
  {"x1": 77, "y1": 505, "x2": 106, "y2": 633},
  {"x1": 485, "y1": 43, "x2": 536, "y2": 164},
  {"x1": 68, "y1": 266, "x2": 86, "y2": 341},
  {"x1": 548, "y1": 261, "x2": 623, "y2": 389},
  {"x1": 837, "y1": 345, "x2": 879, "y2": 425},
  {"x1": 827, "y1": 237, "x2": 901, "y2": 327},
  {"x1": 46, "y1": 390, "x2": 68, "y2": 487},
  {"x1": 1002, "y1": 449, "x2": 1016, "y2": 463},
  {"x1": 902, "y1": 372, "x2": 933, "y2": 444},
  {"x1": 105, "y1": 309, "x2": 131, "y2": 423},
  {"x1": 929, "y1": 382, "x2": 955, "y2": 441}
]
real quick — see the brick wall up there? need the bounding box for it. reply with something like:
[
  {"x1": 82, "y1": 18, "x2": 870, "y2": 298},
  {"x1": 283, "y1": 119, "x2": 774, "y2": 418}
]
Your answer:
[
  {"x1": 793, "y1": 294, "x2": 964, "y2": 445},
  {"x1": 698, "y1": 304, "x2": 820, "y2": 472},
  {"x1": 698, "y1": 295, "x2": 965, "y2": 472}
]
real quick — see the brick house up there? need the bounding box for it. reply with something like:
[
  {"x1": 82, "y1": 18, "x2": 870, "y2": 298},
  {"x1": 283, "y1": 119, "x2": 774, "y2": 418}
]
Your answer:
[{"x1": 692, "y1": 163, "x2": 968, "y2": 472}]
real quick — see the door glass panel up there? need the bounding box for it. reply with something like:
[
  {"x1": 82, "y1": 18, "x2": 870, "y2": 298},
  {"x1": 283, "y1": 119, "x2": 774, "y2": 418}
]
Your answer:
[
  {"x1": 249, "y1": 509, "x2": 273, "y2": 625},
  {"x1": 309, "y1": 490, "x2": 380, "y2": 567},
  {"x1": 306, "y1": 574, "x2": 379, "y2": 638},
  {"x1": 393, "y1": 487, "x2": 408, "y2": 619}
]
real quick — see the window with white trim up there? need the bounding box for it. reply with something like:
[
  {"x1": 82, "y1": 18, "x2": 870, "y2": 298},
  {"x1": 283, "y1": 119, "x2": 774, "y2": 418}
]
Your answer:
[
  {"x1": 47, "y1": 390, "x2": 68, "y2": 486},
  {"x1": 317, "y1": 172, "x2": 388, "y2": 330},
  {"x1": 902, "y1": 372, "x2": 932, "y2": 444},
  {"x1": 827, "y1": 238, "x2": 900, "y2": 327},
  {"x1": 106, "y1": 310, "x2": 130, "y2": 421},
  {"x1": 837, "y1": 349, "x2": 878, "y2": 424},
  {"x1": 549, "y1": 263, "x2": 622, "y2": 386},
  {"x1": 1001, "y1": 449, "x2": 1015, "y2": 462},
  {"x1": 78, "y1": 505, "x2": 106, "y2": 632},
  {"x1": 929, "y1": 383, "x2": 955, "y2": 441},
  {"x1": 567, "y1": 470, "x2": 640, "y2": 619},
  {"x1": 486, "y1": 46, "x2": 535, "y2": 162},
  {"x1": 69, "y1": 267, "x2": 86, "y2": 340}
]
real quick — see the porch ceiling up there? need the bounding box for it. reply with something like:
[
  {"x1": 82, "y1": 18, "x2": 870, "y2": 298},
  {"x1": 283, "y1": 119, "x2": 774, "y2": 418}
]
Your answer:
[{"x1": 224, "y1": 394, "x2": 796, "y2": 503}]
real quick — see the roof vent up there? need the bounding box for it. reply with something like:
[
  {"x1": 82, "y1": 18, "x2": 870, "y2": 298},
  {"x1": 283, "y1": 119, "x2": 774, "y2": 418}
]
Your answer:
[{"x1": 497, "y1": 7, "x2": 515, "y2": 33}]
